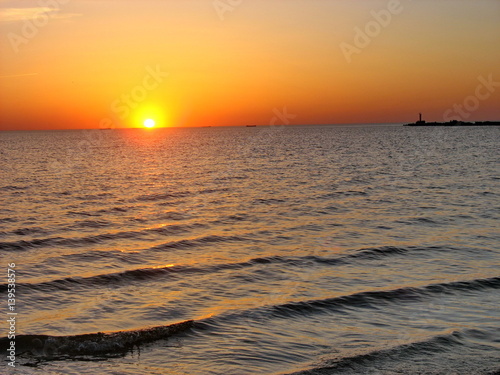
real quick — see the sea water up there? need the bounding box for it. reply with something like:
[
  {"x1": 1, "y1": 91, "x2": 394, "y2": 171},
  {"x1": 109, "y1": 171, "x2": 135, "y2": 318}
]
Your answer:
[{"x1": 0, "y1": 125, "x2": 499, "y2": 374}]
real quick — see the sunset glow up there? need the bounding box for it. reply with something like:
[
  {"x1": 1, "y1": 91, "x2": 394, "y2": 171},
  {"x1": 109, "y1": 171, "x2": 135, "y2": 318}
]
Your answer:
[
  {"x1": 0, "y1": 0, "x2": 499, "y2": 130},
  {"x1": 2, "y1": 1, "x2": 499, "y2": 372}
]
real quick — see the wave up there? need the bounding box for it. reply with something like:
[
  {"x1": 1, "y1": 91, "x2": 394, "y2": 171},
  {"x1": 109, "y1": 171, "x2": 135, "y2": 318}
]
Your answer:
[
  {"x1": 68, "y1": 219, "x2": 113, "y2": 229},
  {"x1": 148, "y1": 234, "x2": 249, "y2": 251},
  {"x1": 192, "y1": 276, "x2": 500, "y2": 333},
  {"x1": 197, "y1": 187, "x2": 230, "y2": 195},
  {"x1": 66, "y1": 210, "x2": 103, "y2": 217},
  {"x1": 0, "y1": 237, "x2": 62, "y2": 251},
  {"x1": 10, "y1": 226, "x2": 49, "y2": 236},
  {"x1": 269, "y1": 276, "x2": 500, "y2": 318},
  {"x1": 131, "y1": 191, "x2": 191, "y2": 202},
  {"x1": 1, "y1": 265, "x2": 203, "y2": 293},
  {"x1": 0, "y1": 227, "x2": 50, "y2": 240},
  {"x1": 41, "y1": 249, "x2": 142, "y2": 266},
  {"x1": 396, "y1": 217, "x2": 441, "y2": 225},
  {"x1": 74, "y1": 193, "x2": 115, "y2": 201},
  {"x1": 0, "y1": 233, "x2": 139, "y2": 251},
  {"x1": 0, "y1": 185, "x2": 26, "y2": 191},
  {"x1": 0, "y1": 320, "x2": 194, "y2": 358},
  {"x1": 66, "y1": 207, "x2": 130, "y2": 217},
  {"x1": 320, "y1": 190, "x2": 368, "y2": 199},
  {"x1": 0, "y1": 224, "x2": 207, "y2": 252},
  {"x1": 0, "y1": 254, "x2": 310, "y2": 293},
  {"x1": 0, "y1": 217, "x2": 16, "y2": 224},
  {"x1": 1, "y1": 246, "x2": 493, "y2": 294},
  {"x1": 287, "y1": 330, "x2": 468, "y2": 374},
  {"x1": 345, "y1": 245, "x2": 445, "y2": 260},
  {"x1": 253, "y1": 198, "x2": 287, "y2": 205}
]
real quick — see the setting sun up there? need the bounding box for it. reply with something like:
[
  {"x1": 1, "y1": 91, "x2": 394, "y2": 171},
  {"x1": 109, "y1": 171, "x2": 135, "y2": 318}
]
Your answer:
[{"x1": 144, "y1": 119, "x2": 155, "y2": 128}]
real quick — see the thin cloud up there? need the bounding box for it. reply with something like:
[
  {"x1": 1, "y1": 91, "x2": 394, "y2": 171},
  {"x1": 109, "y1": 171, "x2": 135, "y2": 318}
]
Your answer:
[
  {"x1": 0, "y1": 73, "x2": 39, "y2": 78},
  {"x1": 0, "y1": 7, "x2": 81, "y2": 22}
]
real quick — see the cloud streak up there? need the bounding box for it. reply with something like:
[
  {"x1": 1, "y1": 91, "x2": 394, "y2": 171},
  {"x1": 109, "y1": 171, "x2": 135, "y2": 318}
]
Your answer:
[
  {"x1": 0, "y1": 73, "x2": 39, "y2": 78},
  {"x1": 0, "y1": 7, "x2": 80, "y2": 22}
]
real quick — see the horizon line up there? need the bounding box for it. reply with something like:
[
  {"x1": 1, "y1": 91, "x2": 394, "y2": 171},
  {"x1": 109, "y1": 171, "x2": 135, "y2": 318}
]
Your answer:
[{"x1": 0, "y1": 123, "x2": 407, "y2": 131}]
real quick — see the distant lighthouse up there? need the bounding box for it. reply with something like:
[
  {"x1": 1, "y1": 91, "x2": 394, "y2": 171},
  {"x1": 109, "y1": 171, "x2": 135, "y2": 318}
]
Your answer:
[{"x1": 417, "y1": 113, "x2": 425, "y2": 124}]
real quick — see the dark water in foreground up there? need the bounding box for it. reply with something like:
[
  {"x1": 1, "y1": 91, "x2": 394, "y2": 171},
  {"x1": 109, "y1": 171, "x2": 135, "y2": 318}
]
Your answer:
[{"x1": 0, "y1": 125, "x2": 499, "y2": 374}]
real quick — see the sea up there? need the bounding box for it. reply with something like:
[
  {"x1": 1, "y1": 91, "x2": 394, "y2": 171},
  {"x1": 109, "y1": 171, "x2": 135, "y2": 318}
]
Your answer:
[{"x1": 0, "y1": 124, "x2": 499, "y2": 375}]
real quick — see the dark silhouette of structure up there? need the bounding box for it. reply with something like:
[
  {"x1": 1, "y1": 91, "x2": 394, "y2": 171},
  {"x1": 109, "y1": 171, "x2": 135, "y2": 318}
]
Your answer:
[
  {"x1": 404, "y1": 113, "x2": 500, "y2": 126},
  {"x1": 416, "y1": 113, "x2": 425, "y2": 125}
]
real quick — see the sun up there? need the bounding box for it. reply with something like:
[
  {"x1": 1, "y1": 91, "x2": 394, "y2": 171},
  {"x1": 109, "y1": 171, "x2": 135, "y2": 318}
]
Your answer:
[{"x1": 143, "y1": 119, "x2": 155, "y2": 128}]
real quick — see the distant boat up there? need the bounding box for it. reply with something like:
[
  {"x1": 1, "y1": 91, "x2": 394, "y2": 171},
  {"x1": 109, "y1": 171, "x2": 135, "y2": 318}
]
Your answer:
[{"x1": 246, "y1": 125, "x2": 256, "y2": 127}]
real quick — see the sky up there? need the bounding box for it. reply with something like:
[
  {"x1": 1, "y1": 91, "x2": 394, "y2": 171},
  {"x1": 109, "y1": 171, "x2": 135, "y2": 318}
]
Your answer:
[{"x1": 0, "y1": 0, "x2": 499, "y2": 130}]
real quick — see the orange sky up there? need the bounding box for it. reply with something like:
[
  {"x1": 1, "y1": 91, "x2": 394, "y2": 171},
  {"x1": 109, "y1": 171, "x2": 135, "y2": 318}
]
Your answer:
[{"x1": 1, "y1": 0, "x2": 499, "y2": 130}]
